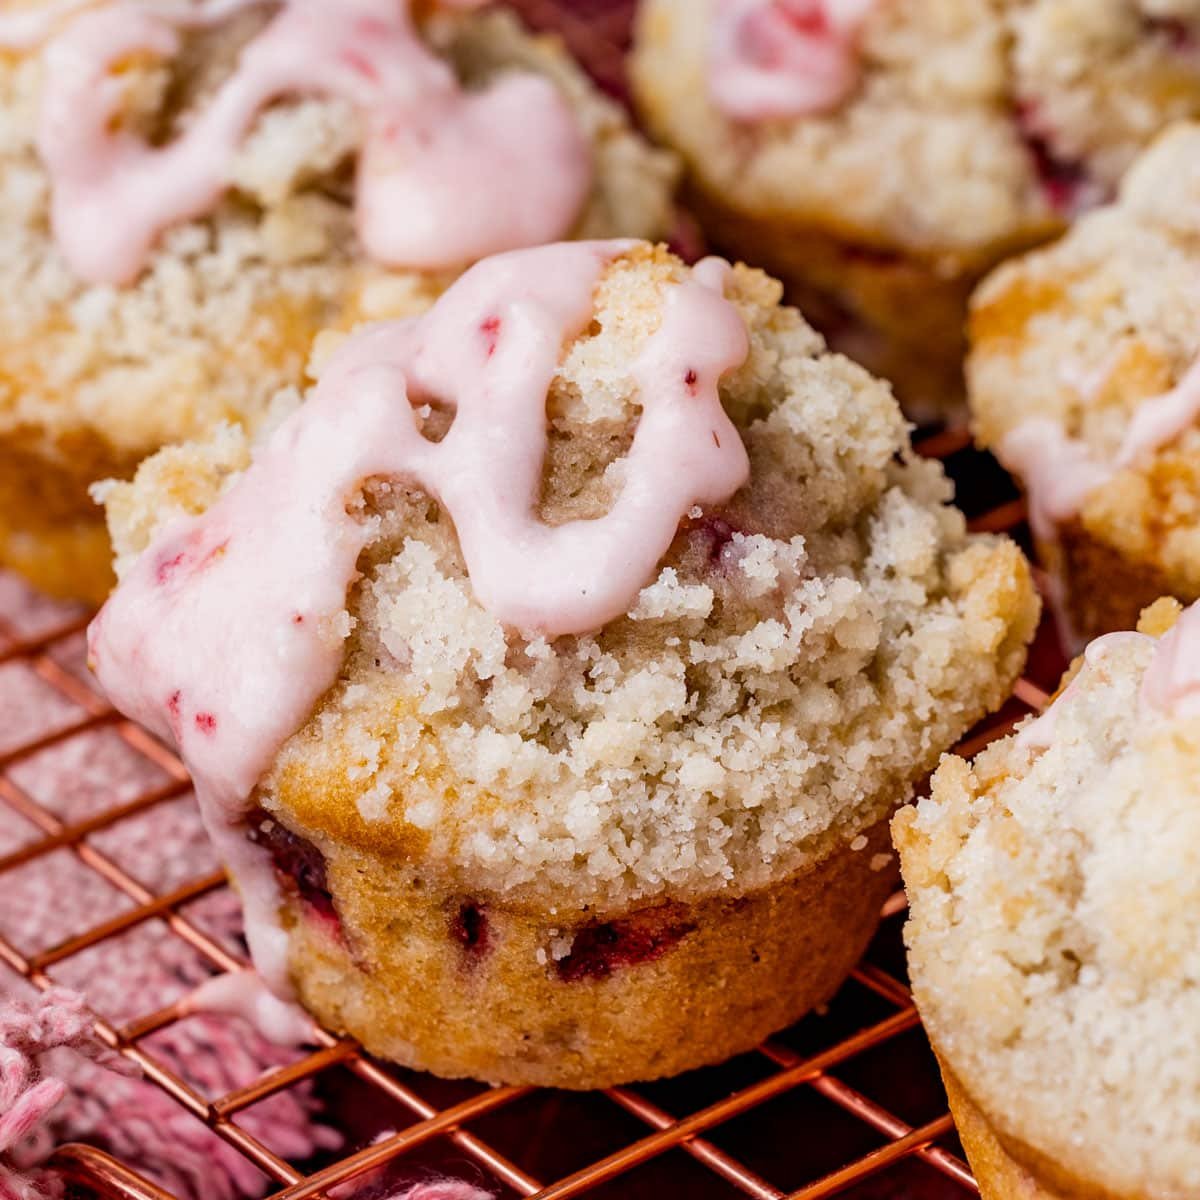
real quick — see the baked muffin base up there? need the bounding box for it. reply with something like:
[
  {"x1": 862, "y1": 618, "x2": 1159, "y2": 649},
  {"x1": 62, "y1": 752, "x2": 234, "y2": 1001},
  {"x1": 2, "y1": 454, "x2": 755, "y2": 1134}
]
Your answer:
[
  {"x1": 1040, "y1": 520, "x2": 1181, "y2": 649},
  {"x1": 939, "y1": 1056, "x2": 1128, "y2": 1200},
  {"x1": 260, "y1": 812, "x2": 898, "y2": 1089},
  {"x1": 684, "y1": 187, "x2": 1052, "y2": 423},
  {"x1": 0, "y1": 510, "x2": 112, "y2": 608},
  {"x1": 0, "y1": 434, "x2": 118, "y2": 606}
]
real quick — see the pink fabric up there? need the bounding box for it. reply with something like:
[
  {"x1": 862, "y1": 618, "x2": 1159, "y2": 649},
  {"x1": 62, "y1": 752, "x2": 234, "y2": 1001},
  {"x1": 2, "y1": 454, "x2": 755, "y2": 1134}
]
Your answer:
[
  {"x1": 0, "y1": 885, "x2": 340, "y2": 1199},
  {"x1": 0, "y1": 567, "x2": 493, "y2": 1198},
  {"x1": 329, "y1": 1154, "x2": 493, "y2": 1200},
  {"x1": 0, "y1": 988, "x2": 131, "y2": 1200}
]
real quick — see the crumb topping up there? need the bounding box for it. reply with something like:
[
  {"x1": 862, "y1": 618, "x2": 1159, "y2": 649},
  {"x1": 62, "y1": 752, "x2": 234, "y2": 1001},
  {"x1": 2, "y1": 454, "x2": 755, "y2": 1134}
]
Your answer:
[
  {"x1": 0, "y1": 4, "x2": 677, "y2": 469},
  {"x1": 897, "y1": 600, "x2": 1200, "y2": 1196},
  {"x1": 30, "y1": 0, "x2": 594, "y2": 284},
  {"x1": 970, "y1": 121, "x2": 1200, "y2": 594},
  {"x1": 633, "y1": 0, "x2": 1200, "y2": 259},
  {"x1": 103, "y1": 246, "x2": 1037, "y2": 911}
]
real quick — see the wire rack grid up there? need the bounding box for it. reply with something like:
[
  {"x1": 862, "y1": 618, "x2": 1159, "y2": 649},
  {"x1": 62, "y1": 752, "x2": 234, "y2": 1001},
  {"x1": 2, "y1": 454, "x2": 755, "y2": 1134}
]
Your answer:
[
  {"x1": 0, "y1": 421, "x2": 1065, "y2": 1200},
  {"x1": 0, "y1": 4, "x2": 1068, "y2": 1197}
]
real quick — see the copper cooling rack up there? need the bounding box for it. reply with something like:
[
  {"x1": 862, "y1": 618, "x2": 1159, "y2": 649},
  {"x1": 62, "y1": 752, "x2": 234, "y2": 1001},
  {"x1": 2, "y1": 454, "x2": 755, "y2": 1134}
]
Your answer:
[
  {"x1": 0, "y1": 4, "x2": 1071, "y2": 1197},
  {"x1": 0, "y1": 424, "x2": 1066, "y2": 1200}
]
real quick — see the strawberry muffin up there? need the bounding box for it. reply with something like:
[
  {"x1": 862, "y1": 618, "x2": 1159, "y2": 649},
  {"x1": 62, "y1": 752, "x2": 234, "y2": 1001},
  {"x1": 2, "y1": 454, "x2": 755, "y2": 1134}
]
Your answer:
[
  {"x1": 971, "y1": 123, "x2": 1200, "y2": 647},
  {"x1": 89, "y1": 240, "x2": 1036, "y2": 1088},
  {"x1": 0, "y1": 0, "x2": 677, "y2": 604},
  {"x1": 896, "y1": 596, "x2": 1200, "y2": 1199},
  {"x1": 630, "y1": 0, "x2": 1200, "y2": 418}
]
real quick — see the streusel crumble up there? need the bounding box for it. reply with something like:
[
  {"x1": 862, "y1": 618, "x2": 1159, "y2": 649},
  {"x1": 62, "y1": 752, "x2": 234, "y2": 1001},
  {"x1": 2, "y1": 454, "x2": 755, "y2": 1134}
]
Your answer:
[
  {"x1": 92, "y1": 241, "x2": 1036, "y2": 1086},
  {"x1": 0, "y1": 0, "x2": 676, "y2": 602}
]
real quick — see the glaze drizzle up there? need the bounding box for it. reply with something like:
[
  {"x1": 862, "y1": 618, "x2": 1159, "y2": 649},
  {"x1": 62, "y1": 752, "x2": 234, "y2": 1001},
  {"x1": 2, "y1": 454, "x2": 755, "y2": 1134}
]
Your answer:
[
  {"x1": 13, "y1": 0, "x2": 591, "y2": 283},
  {"x1": 998, "y1": 357, "x2": 1200, "y2": 543},
  {"x1": 89, "y1": 241, "x2": 751, "y2": 991},
  {"x1": 708, "y1": 0, "x2": 875, "y2": 121}
]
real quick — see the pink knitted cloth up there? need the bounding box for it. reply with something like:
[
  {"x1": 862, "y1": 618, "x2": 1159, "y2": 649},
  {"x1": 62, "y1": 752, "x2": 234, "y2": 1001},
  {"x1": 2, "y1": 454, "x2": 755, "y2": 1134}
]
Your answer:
[
  {"x1": 0, "y1": 800, "x2": 492, "y2": 1200},
  {"x1": 0, "y1": 573, "x2": 492, "y2": 1200},
  {"x1": 0, "y1": 988, "x2": 134, "y2": 1200},
  {"x1": 0, "y1": 855, "x2": 492, "y2": 1200}
]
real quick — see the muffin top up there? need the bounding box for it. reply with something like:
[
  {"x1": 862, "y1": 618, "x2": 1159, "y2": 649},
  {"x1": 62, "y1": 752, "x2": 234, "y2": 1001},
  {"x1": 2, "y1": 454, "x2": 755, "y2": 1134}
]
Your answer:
[
  {"x1": 970, "y1": 123, "x2": 1200, "y2": 592},
  {"x1": 0, "y1": 0, "x2": 676, "y2": 465},
  {"x1": 896, "y1": 597, "x2": 1200, "y2": 1198},
  {"x1": 94, "y1": 241, "x2": 1036, "y2": 924},
  {"x1": 631, "y1": 0, "x2": 1200, "y2": 263}
]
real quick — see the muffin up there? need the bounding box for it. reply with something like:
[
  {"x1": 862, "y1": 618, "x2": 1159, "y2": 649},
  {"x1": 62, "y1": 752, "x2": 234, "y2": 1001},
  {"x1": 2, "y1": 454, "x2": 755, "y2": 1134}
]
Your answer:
[
  {"x1": 630, "y1": 0, "x2": 1200, "y2": 418},
  {"x1": 896, "y1": 596, "x2": 1200, "y2": 1199},
  {"x1": 89, "y1": 240, "x2": 1036, "y2": 1089},
  {"x1": 970, "y1": 122, "x2": 1200, "y2": 648},
  {"x1": 0, "y1": 0, "x2": 677, "y2": 605}
]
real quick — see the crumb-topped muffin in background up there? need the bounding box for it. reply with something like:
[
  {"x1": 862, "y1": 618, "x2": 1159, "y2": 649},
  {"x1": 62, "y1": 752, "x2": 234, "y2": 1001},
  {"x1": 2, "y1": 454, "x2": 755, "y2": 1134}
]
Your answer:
[
  {"x1": 0, "y1": 0, "x2": 677, "y2": 606},
  {"x1": 970, "y1": 122, "x2": 1200, "y2": 648},
  {"x1": 896, "y1": 596, "x2": 1200, "y2": 1199},
  {"x1": 630, "y1": 0, "x2": 1200, "y2": 419},
  {"x1": 89, "y1": 240, "x2": 1036, "y2": 1089}
]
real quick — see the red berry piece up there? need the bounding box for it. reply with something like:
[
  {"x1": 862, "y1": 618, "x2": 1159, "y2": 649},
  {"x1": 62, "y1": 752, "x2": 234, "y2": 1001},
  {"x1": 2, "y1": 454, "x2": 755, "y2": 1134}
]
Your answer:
[
  {"x1": 245, "y1": 808, "x2": 341, "y2": 938},
  {"x1": 155, "y1": 550, "x2": 187, "y2": 585},
  {"x1": 153, "y1": 534, "x2": 230, "y2": 587},
  {"x1": 778, "y1": 0, "x2": 829, "y2": 37},
  {"x1": 684, "y1": 512, "x2": 752, "y2": 570},
  {"x1": 555, "y1": 904, "x2": 696, "y2": 982},
  {"x1": 342, "y1": 48, "x2": 379, "y2": 82},
  {"x1": 449, "y1": 900, "x2": 491, "y2": 960},
  {"x1": 1146, "y1": 16, "x2": 1196, "y2": 53},
  {"x1": 479, "y1": 316, "x2": 501, "y2": 358},
  {"x1": 1015, "y1": 102, "x2": 1102, "y2": 217}
]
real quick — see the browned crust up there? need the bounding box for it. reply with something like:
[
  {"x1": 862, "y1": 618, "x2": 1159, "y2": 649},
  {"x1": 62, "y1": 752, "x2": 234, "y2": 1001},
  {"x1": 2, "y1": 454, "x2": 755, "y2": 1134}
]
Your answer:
[
  {"x1": 1045, "y1": 520, "x2": 1186, "y2": 646},
  {"x1": 968, "y1": 273, "x2": 1070, "y2": 355},
  {"x1": 277, "y1": 817, "x2": 898, "y2": 1089},
  {"x1": 0, "y1": 428, "x2": 123, "y2": 605},
  {"x1": 939, "y1": 1056, "x2": 1130, "y2": 1200}
]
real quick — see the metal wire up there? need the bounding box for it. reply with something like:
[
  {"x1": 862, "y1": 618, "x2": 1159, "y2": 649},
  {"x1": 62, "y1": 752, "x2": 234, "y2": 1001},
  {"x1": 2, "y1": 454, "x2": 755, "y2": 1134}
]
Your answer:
[{"x1": 0, "y1": 10, "x2": 1065, "y2": 1197}]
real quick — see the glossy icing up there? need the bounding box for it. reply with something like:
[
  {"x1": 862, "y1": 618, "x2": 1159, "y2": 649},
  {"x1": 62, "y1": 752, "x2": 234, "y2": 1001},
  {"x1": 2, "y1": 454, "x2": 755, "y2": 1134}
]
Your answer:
[
  {"x1": 1141, "y1": 600, "x2": 1200, "y2": 720},
  {"x1": 1017, "y1": 632, "x2": 1149, "y2": 751},
  {"x1": 1117, "y1": 356, "x2": 1200, "y2": 469},
  {"x1": 183, "y1": 968, "x2": 315, "y2": 1044},
  {"x1": 995, "y1": 417, "x2": 1113, "y2": 544},
  {"x1": 0, "y1": 0, "x2": 93, "y2": 48},
  {"x1": 709, "y1": 0, "x2": 874, "y2": 121},
  {"x1": 89, "y1": 241, "x2": 751, "y2": 993},
  {"x1": 1018, "y1": 597, "x2": 1200, "y2": 754},
  {"x1": 997, "y1": 357, "x2": 1200, "y2": 543},
  {"x1": 17, "y1": 0, "x2": 590, "y2": 283}
]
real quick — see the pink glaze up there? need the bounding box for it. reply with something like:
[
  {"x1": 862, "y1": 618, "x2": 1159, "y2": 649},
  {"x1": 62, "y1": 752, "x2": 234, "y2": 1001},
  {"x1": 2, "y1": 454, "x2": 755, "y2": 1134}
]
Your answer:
[
  {"x1": 0, "y1": 0, "x2": 94, "y2": 48},
  {"x1": 708, "y1": 0, "x2": 875, "y2": 121},
  {"x1": 89, "y1": 240, "x2": 750, "y2": 994},
  {"x1": 1019, "y1": 603, "x2": 1200, "y2": 752},
  {"x1": 26, "y1": 0, "x2": 591, "y2": 284},
  {"x1": 998, "y1": 356, "x2": 1200, "y2": 544},
  {"x1": 1017, "y1": 632, "x2": 1149, "y2": 752},
  {"x1": 1141, "y1": 600, "x2": 1200, "y2": 720},
  {"x1": 182, "y1": 969, "x2": 315, "y2": 1045},
  {"x1": 995, "y1": 418, "x2": 1113, "y2": 544},
  {"x1": 1116, "y1": 356, "x2": 1200, "y2": 468}
]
